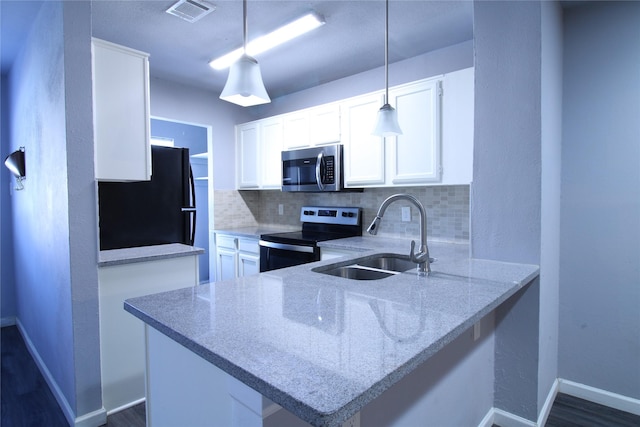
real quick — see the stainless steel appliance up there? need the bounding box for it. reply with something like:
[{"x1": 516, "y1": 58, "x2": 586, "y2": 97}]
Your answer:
[
  {"x1": 98, "y1": 145, "x2": 196, "y2": 250},
  {"x1": 259, "y1": 206, "x2": 362, "y2": 272},
  {"x1": 281, "y1": 143, "x2": 344, "y2": 192}
]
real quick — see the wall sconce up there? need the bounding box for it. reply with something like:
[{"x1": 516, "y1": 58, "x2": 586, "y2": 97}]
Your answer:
[{"x1": 4, "y1": 147, "x2": 26, "y2": 190}]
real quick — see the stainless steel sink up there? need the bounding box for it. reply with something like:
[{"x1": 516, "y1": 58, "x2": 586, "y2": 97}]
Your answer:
[
  {"x1": 312, "y1": 253, "x2": 431, "y2": 280},
  {"x1": 356, "y1": 254, "x2": 417, "y2": 273},
  {"x1": 319, "y1": 265, "x2": 397, "y2": 280}
]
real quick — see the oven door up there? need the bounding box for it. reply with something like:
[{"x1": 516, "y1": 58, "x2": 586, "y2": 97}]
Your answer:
[{"x1": 259, "y1": 240, "x2": 320, "y2": 272}]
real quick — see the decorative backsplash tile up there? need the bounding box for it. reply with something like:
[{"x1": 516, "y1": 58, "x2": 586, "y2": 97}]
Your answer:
[{"x1": 214, "y1": 185, "x2": 470, "y2": 242}]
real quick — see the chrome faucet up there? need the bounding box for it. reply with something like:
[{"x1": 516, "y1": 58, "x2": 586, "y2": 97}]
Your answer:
[{"x1": 367, "y1": 194, "x2": 431, "y2": 275}]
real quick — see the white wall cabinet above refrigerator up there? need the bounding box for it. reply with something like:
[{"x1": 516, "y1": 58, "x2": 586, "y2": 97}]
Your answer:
[{"x1": 92, "y1": 38, "x2": 151, "y2": 182}]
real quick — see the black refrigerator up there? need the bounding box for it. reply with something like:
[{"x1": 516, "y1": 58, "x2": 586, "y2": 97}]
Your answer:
[{"x1": 98, "y1": 145, "x2": 196, "y2": 251}]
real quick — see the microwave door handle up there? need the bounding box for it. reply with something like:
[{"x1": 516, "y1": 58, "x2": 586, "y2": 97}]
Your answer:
[{"x1": 316, "y1": 152, "x2": 325, "y2": 191}]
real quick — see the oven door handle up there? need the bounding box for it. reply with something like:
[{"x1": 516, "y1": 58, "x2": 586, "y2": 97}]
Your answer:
[{"x1": 259, "y1": 240, "x2": 315, "y2": 254}]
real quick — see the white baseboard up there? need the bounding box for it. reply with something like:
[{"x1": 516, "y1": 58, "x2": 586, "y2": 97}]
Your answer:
[
  {"x1": 558, "y1": 378, "x2": 640, "y2": 416},
  {"x1": 15, "y1": 319, "x2": 107, "y2": 427},
  {"x1": 1, "y1": 316, "x2": 16, "y2": 327},
  {"x1": 479, "y1": 378, "x2": 640, "y2": 427},
  {"x1": 478, "y1": 379, "x2": 558, "y2": 427}
]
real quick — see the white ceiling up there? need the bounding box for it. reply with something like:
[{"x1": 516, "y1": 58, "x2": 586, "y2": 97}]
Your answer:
[{"x1": 1, "y1": 0, "x2": 474, "y2": 99}]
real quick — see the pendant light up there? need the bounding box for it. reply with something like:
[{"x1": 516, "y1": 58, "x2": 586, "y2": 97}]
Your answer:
[
  {"x1": 372, "y1": 0, "x2": 402, "y2": 136},
  {"x1": 220, "y1": 0, "x2": 270, "y2": 107}
]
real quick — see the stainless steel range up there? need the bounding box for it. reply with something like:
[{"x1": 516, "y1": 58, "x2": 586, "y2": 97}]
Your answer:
[{"x1": 259, "y1": 206, "x2": 362, "y2": 272}]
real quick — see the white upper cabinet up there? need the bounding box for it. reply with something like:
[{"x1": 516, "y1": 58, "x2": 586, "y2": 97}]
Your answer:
[
  {"x1": 92, "y1": 38, "x2": 151, "y2": 182},
  {"x1": 234, "y1": 68, "x2": 474, "y2": 190},
  {"x1": 236, "y1": 122, "x2": 259, "y2": 188},
  {"x1": 341, "y1": 94, "x2": 386, "y2": 186},
  {"x1": 236, "y1": 117, "x2": 283, "y2": 189},
  {"x1": 389, "y1": 79, "x2": 441, "y2": 185},
  {"x1": 308, "y1": 103, "x2": 341, "y2": 146},
  {"x1": 283, "y1": 103, "x2": 341, "y2": 149},
  {"x1": 283, "y1": 111, "x2": 309, "y2": 149},
  {"x1": 260, "y1": 117, "x2": 284, "y2": 189},
  {"x1": 440, "y1": 67, "x2": 474, "y2": 185},
  {"x1": 342, "y1": 79, "x2": 443, "y2": 188}
]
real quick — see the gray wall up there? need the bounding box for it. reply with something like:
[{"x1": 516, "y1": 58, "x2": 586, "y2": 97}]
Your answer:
[
  {"x1": 6, "y1": 1, "x2": 102, "y2": 422},
  {"x1": 539, "y1": 0, "x2": 562, "y2": 411},
  {"x1": 560, "y1": 1, "x2": 640, "y2": 400},
  {"x1": 473, "y1": 1, "x2": 543, "y2": 421}
]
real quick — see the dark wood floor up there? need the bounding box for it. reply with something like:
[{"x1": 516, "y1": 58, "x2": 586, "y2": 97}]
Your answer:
[
  {"x1": 545, "y1": 393, "x2": 640, "y2": 427},
  {"x1": 1, "y1": 326, "x2": 145, "y2": 427},
  {"x1": 3, "y1": 325, "x2": 639, "y2": 427}
]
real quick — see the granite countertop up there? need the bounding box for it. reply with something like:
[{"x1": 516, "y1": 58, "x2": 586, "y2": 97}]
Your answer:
[
  {"x1": 214, "y1": 225, "x2": 300, "y2": 239},
  {"x1": 124, "y1": 238, "x2": 539, "y2": 426},
  {"x1": 98, "y1": 243, "x2": 205, "y2": 267}
]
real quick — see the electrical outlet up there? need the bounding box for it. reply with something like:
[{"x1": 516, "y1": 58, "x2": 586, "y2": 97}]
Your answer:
[
  {"x1": 278, "y1": 204, "x2": 284, "y2": 215},
  {"x1": 401, "y1": 206, "x2": 411, "y2": 222}
]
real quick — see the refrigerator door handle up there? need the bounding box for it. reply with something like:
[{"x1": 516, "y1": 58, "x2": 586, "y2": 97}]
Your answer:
[{"x1": 186, "y1": 165, "x2": 197, "y2": 246}]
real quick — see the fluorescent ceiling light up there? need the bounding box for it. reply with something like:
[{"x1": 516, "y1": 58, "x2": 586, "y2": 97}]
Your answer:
[{"x1": 209, "y1": 13, "x2": 324, "y2": 70}]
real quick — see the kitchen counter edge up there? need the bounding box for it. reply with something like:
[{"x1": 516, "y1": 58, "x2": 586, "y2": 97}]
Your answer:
[{"x1": 98, "y1": 243, "x2": 205, "y2": 267}]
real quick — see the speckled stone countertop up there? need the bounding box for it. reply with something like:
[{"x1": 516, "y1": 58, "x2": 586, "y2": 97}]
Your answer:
[
  {"x1": 124, "y1": 238, "x2": 539, "y2": 426},
  {"x1": 214, "y1": 225, "x2": 299, "y2": 239},
  {"x1": 98, "y1": 243, "x2": 205, "y2": 267}
]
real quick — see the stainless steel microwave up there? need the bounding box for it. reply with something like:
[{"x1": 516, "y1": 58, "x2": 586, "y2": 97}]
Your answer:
[{"x1": 282, "y1": 144, "x2": 344, "y2": 192}]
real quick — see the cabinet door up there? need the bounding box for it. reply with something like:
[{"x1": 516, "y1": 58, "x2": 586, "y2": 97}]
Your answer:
[
  {"x1": 216, "y1": 247, "x2": 238, "y2": 282},
  {"x1": 93, "y1": 38, "x2": 151, "y2": 182},
  {"x1": 238, "y1": 253, "x2": 260, "y2": 277},
  {"x1": 283, "y1": 111, "x2": 309, "y2": 149},
  {"x1": 441, "y1": 67, "x2": 474, "y2": 185},
  {"x1": 309, "y1": 104, "x2": 341, "y2": 145},
  {"x1": 260, "y1": 118, "x2": 284, "y2": 189},
  {"x1": 389, "y1": 80, "x2": 442, "y2": 184},
  {"x1": 236, "y1": 123, "x2": 260, "y2": 189},
  {"x1": 342, "y1": 94, "x2": 386, "y2": 187}
]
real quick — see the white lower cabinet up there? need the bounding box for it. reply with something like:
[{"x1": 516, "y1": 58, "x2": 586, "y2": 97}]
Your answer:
[
  {"x1": 215, "y1": 233, "x2": 260, "y2": 281},
  {"x1": 98, "y1": 254, "x2": 199, "y2": 413}
]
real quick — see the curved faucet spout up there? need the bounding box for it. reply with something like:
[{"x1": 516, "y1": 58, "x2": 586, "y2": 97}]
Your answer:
[{"x1": 367, "y1": 194, "x2": 431, "y2": 275}]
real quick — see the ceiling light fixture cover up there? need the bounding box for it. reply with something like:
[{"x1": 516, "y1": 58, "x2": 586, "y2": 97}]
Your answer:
[
  {"x1": 166, "y1": 0, "x2": 215, "y2": 23},
  {"x1": 220, "y1": 0, "x2": 270, "y2": 107},
  {"x1": 372, "y1": 0, "x2": 402, "y2": 137},
  {"x1": 209, "y1": 13, "x2": 324, "y2": 70}
]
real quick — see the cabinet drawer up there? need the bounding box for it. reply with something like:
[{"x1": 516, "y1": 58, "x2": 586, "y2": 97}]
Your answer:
[
  {"x1": 238, "y1": 238, "x2": 259, "y2": 254},
  {"x1": 216, "y1": 235, "x2": 237, "y2": 250}
]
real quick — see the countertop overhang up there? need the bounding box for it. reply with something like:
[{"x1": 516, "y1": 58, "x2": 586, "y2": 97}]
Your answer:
[
  {"x1": 124, "y1": 238, "x2": 539, "y2": 426},
  {"x1": 99, "y1": 243, "x2": 205, "y2": 267}
]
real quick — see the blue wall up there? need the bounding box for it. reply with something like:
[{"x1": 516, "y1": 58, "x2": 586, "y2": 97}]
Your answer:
[
  {"x1": 560, "y1": 1, "x2": 640, "y2": 400},
  {"x1": 5, "y1": 1, "x2": 103, "y2": 423}
]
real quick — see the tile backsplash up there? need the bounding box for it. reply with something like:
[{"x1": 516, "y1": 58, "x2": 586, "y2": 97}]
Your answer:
[{"x1": 214, "y1": 185, "x2": 470, "y2": 242}]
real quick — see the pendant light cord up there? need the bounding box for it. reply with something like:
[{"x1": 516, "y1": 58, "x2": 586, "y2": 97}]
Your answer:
[
  {"x1": 384, "y1": 0, "x2": 389, "y2": 104},
  {"x1": 243, "y1": 0, "x2": 248, "y2": 53}
]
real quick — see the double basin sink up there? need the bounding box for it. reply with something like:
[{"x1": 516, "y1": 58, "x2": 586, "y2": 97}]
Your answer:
[{"x1": 312, "y1": 253, "x2": 432, "y2": 280}]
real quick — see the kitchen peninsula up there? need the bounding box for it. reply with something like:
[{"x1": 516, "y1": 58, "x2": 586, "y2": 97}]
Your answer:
[{"x1": 125, "y1": 239, "x2": 538, "y2": 426}]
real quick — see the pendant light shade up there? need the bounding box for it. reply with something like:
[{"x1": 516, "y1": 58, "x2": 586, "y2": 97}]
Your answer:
[
  {"x1": 373, "y1": 103, "x2": 402, "y2": 136},
  {"x1": 372, "y1": 0, "x2": 402, "y2": 136},
  {"x1": 220, "y1": 0, "x2": 271, "y2": 107},
  {"x1": 220, "y1": 53, "x2": 270, "y2": 106}
]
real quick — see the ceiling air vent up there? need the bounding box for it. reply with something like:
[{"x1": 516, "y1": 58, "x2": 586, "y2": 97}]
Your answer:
[{"x1": 166, "y1": 0, "x2": 216, "y2": 23}]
